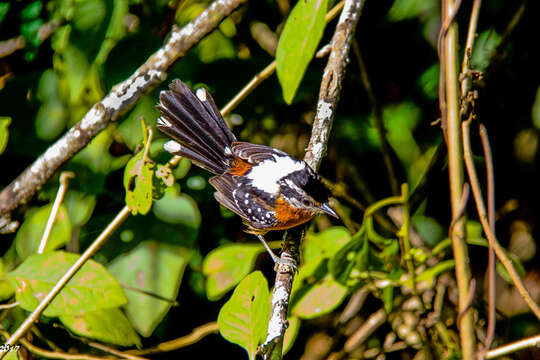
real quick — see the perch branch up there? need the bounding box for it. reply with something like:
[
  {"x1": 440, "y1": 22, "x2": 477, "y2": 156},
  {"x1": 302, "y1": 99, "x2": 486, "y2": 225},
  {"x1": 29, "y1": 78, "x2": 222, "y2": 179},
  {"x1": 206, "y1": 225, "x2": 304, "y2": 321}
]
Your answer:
[
  {"x1": 0, "y1": 206, "x2": 131, "y2": 359},
  {"x1": 0, "y1": 0, "x2": 248, "y2": 229},
  {"x1": 440, "y1": 0, "x2": 476, "y2": 358},
  {"x1": 261, "y1": 0, "x2": 365, "y2": 358}
]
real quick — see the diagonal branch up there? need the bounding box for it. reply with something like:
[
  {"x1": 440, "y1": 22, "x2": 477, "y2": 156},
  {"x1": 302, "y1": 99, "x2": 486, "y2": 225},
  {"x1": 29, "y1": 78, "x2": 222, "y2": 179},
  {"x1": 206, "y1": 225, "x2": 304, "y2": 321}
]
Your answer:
[
  {"x1": 261, "y1": 0, "x2": 365, "y2": 358},
  {"x1": 0, "y1": 0, "x2": 247, "y2": 229}
]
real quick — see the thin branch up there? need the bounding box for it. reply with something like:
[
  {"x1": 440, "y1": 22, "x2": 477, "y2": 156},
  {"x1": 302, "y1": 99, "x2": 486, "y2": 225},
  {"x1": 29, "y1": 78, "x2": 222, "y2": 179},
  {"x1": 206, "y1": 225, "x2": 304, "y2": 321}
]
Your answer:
[
  {"x1": 0, "y1": 0, "x2": 248, "y2": 229},
  {"x1": 460, "y1": 0, "x2": 482, "y2": 116},
  {"x1": 261, "y1": 1, "x2": 365, "y2": 358},
  {"x1": 0, "y1": 206, "x2": 131, "y2": 359},
  {"x1": 0, "y1": 330, "x2": 120, "y2": 360},
  {"x1": 0, "y1": 19, "x2": 61, "y2": 59},
  {"x1": 344, "y1": 309, "x2": 387, "y2": 353},
  {"x1": 479, "y1": 123, "x2": 496, "y2": 354},
  {"x1": 38, "y1": 172, "x2": 74, "y2": 254},
  {"x1": 462, "y1": 119, "x2": 540, "y2": 321},
  {"x1": 440, "y1": 0, "x2": 476, "y2": 358},
  {"x1": 127, "y1": 322, "x2": 218, "y2": 355},
  {"x1": 485, "y1": 333, "x2": 540, "y2": 359},
  {"x1": 0, "y1": 302, "x2": 18, "y2": 310},
  {"x1": 87, "y1": 342, "x2": 148, "y2": 360},
  {"x1": 351, "y1": 39, "x2": 400, "y2": 195}
]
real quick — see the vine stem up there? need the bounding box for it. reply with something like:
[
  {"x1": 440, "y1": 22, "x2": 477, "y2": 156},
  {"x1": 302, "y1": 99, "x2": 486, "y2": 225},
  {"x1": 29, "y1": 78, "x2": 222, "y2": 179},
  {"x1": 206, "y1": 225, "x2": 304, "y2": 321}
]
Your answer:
[
  {"x1": 462, "y1": 119, "x2": 540, "y2": 320},
  {"x1": 440, "y1": 0, "x2": 476, "y2": 358}
]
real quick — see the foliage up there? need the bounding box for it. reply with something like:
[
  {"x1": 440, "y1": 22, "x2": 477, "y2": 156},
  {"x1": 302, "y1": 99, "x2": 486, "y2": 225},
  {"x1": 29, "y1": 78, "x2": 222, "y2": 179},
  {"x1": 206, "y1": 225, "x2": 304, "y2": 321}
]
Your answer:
[{"x1": 0, "y1": 0, "x2": 539, "y2": 359}]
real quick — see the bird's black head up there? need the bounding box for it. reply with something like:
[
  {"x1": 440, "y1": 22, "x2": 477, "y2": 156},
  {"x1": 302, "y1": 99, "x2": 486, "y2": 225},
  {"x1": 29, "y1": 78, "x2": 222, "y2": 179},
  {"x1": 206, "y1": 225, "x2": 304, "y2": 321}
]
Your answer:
[{"x1": 279, "y1": 164, "x2": 338, "y2": 218}]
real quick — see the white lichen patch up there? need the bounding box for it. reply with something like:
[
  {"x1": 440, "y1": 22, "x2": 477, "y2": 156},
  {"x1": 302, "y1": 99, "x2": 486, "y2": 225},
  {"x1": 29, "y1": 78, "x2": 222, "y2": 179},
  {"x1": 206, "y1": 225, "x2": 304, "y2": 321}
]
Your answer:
[{"x1": 317, "y1": 100, "x2": 333, "y2": 121}]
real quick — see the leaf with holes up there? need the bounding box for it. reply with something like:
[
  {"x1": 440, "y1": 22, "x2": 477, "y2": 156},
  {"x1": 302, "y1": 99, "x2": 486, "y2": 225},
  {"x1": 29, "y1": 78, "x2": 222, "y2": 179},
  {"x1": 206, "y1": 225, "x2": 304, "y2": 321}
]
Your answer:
[
  {"x1": 108, "y1": 241, "x2": 192, "y2": 337},
  {"x1": 60, "y1": 307, "x2": 141, "y2": 347},
  {"x1": 203, "y1": 244, "x2": 263, "y2": 301},
  {"x1": 124, "y1": 151, "x2": 155, "y2": 215},
  {"x1": 218, "y1": 271, "x2": 270, "y2": 360},
  {"x1": 276, "y1": 0, "x2": 328, "y2": 104},
  {"x1": 7, "y1": 251, "x2": 127, "y2": 317}
]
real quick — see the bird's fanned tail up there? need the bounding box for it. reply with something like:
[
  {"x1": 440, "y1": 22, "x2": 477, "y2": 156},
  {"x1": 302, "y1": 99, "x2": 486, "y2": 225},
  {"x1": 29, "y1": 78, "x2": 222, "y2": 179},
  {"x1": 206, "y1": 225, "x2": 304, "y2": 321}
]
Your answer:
[{"x1": 156, "y1": 80, "x2": 236, "y2": 175}]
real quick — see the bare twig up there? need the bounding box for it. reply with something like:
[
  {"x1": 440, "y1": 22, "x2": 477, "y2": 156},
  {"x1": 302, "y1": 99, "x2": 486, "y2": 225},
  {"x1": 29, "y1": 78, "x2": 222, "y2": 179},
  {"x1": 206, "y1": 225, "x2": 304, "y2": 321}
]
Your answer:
[
  {"x1": 127, "y1": 322, "x2": 219, "y2": 355},
  {"x1": 87, "y1": 342, "x2": 148, "y2": 360},
  {"x1": 462, "y1": 119, "x2": 540, "y2": 321},
  {"x1": 0, "y1": 20, "x2": 61, "y2": 59},
  {"x1": 352, "y1": 39, "x2": 399, "y2": 195},
  {"x1": 344, "y1": 309, "x2": 387, "y2": 353},
  {"x1": 38, "y1": 172, "x2": 74, "y2": 254},
  {"x1": 440, "y1": 0, "x2": 477, "y2": 358},
  {"x1": 0, "y1": 206, "x2": 131, "y2": 358},
  {"x1": 0, "y1": 0, "x2": 248, "y2": 229},
  {"x1": 261, "y1": 1, "x2": 365, "y2": 358},
  {"x1": 485, "y1": 333, "x2": 540, "y2": 359},
  {"x1": 479, "y1": 123, "x2": 496, "y2": 355},
  {"x1": 0, "y1": 302, "x2": 18, "y2": 310},
  {"x1": 0, "y1": 328, "x2": 122, "y2": 360},
  {"x1": 460, "y1": 0, "x2": 482, "y2": 116}
]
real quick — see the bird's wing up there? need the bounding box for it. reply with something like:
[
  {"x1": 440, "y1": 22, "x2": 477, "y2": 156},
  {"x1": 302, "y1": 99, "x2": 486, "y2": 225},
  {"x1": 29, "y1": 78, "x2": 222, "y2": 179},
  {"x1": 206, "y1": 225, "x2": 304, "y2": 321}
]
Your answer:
[
  {"x1": 231, "y1": 142, "x2": 287, "y2": 164},
  {"x1": 209, "y1": 174, "x2": 277, "y2": 229}
]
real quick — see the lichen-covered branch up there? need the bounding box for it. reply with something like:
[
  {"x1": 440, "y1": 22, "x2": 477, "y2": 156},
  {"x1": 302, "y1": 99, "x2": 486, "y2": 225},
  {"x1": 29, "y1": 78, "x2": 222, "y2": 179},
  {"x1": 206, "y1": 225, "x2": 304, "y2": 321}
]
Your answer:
[
  {"x1": 261, "y1": 0, "x2": 364, "y2": 357},
  {"x1": 0, "y1": 0, "x2": 247, "y2": 229}
]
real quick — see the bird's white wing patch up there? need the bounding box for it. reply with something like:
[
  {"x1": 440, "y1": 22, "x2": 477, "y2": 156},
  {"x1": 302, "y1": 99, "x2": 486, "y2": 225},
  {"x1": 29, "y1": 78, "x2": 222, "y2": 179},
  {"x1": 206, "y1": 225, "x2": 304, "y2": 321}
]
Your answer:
[{"x1": 247, "y1": 155, "x2": 305, "y2": 193}]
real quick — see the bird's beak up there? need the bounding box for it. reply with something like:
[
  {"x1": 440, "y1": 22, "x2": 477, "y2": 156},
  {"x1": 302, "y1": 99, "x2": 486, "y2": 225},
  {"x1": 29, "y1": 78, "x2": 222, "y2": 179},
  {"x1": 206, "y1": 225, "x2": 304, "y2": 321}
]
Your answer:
[{"x1": 319, "y1": 202, "x2": 339, "y2": 218}]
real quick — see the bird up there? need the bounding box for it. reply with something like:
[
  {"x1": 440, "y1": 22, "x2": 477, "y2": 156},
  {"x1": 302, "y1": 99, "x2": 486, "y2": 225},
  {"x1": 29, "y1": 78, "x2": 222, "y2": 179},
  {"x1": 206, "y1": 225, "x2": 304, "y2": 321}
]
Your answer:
[{"x1": 156, "y1": 79, "x2": 338, "y2": 265}]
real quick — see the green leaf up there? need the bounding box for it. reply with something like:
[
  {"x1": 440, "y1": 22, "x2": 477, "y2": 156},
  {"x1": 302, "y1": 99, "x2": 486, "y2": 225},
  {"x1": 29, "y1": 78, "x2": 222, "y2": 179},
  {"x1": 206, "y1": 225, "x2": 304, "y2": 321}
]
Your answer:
[
  {"x1": 303, "y1": 226, "x2": 351, "y2": 264},
  {"x1": 4, "y1": 349, "x2": 20, "y2": 360},
  {"x1": 73, "y1": 0, "x2": 106, "y2": 31},
  {"x1": 14, "y1": 204, "x2": 71, "y2": 260},
  {"x1": 108, "y1": 241, "x2": 192, "y2": 337},
  {"x1": 60, "y1": 308, "x2": 141, "y2": 347},
  {"x1": 93, "y1": 0, "x2": 128, "y2": 66},
  {"x1": 7, "y1": 251, "x2": 127, "y2": 317},
  {"x1": 0, "y1": 259, "x2": 15, "y2": 301},
  {"x1": 276, "y1": 0, "x2": 328, "y2": 104},
  {"x1": 152, "y1": 186, "x2": 201, "y2": 226},
  {"x1": 63, "y1": 191, "x2": 97, "y2": 227},
  {"x1": 412, "y1": 215, "x2": 443, "y2": 247},
  {"x1": 471, "y1": 30, "x2": 501, "y2": 72},
  {"x1": 283, "y1": 316, "x2": 301, "y2": 355},
  {"x1": 329, "y1": 228, "x2": 368, "y2": 285},
  {"x1": 124, "y1": 151, "x2": 155, "y2": 215},
  {"x1": 496, "y1": 254, "x2": 526, "y2": 284},
  {"x1": 388, "y1": 0, "x2": 435, "y2": 22},
  {"x1": 292, "y1": 275, "x2": 347, "y2": 319},
  {"x1": 533, "y1": 85, "x2": 540, "y2": 130},
  {"x1": 117, "y1": 95, "x2": 159, "y2": 150},
  {"x1": 21, "y1": 1, "x2": 41, "y2": 20},
  {"x1": 218, "y1": 271, "x2": 270, "y2": 360},
  {"x1": 203, "y1": 244, "x2": 263, "y2": 301},
  {"x1": 0, "y1": 116, "x2": 11, "y2": 155},
  {"x1": 196, "y1": 30, "x2": 236, "y2": 64},
  {"x1": 64, "y1": 45, "x2": 90, "y2": 103},
  {"x1": 0, "y1": 3, "x2": 10, "y2": 24}
]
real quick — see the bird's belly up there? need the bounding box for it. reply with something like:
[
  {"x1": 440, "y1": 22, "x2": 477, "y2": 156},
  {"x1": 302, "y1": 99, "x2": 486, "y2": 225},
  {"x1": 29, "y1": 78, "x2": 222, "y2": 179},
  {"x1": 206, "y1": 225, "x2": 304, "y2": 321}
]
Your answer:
[{"x1": 272, "y1": 197, "x2": 315, "y2": 230}]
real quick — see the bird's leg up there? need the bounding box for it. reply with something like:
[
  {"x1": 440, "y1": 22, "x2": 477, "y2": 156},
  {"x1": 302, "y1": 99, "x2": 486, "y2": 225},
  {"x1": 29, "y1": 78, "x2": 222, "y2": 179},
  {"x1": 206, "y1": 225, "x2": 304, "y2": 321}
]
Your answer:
[{"x1": 256, "y1": 234, "x2": 297, "y2": 272}]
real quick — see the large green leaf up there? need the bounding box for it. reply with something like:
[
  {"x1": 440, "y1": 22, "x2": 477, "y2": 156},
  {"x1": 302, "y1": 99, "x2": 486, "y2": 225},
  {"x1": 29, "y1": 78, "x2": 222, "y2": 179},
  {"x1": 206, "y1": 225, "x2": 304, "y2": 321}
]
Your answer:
[
  {"x1": 152, "y1": 186, "x2": 201, "y2": 227},
  {"x1": 203, "y1": 244, "x2": 263, "y2": 301},
  {"x1": 303, "y1": 226, "x2": 351, "y2": 264},
  {"x1": 292, "y1": 275, "x2": 347, "y2": 319},
  {"x1": 60, "y1": 308, "x2": 141, "y2": 347},
  {"x1": 218, "y1": 271, "x2": 270, "y2": 360},
  {"x1": 7, "y1": 251, "x2": 127, "y2": 317},
  {"x1": 14, "y1": 204, "x2": 71, "y2": 260},
  {"x1": 108, "y1": 241, "x2": 192, "y2": 337},
  {"x1": 276, "y1": 0, "x2": 328, "y2": 104},
  {"x1": 63, "y1": 191, "x2": 97, "y2": 228},
  {"x1": 124, "y1": 151, "x2": 155, "y2": 215}
]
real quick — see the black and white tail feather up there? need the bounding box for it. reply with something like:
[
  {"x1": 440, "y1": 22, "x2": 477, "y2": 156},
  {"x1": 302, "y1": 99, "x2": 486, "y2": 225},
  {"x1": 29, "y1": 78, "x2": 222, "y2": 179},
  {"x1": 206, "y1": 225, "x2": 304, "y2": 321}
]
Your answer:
[{"x1": 156, "y1": 80, "x2": 235, "y2": 175}]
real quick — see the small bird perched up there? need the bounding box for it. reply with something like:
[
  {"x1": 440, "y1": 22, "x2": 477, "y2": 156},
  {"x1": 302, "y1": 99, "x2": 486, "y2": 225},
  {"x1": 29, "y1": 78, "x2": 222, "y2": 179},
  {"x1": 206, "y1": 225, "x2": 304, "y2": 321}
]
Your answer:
[{"x1": 156, "y1": 79, "x2": 337, "y2": 264}]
